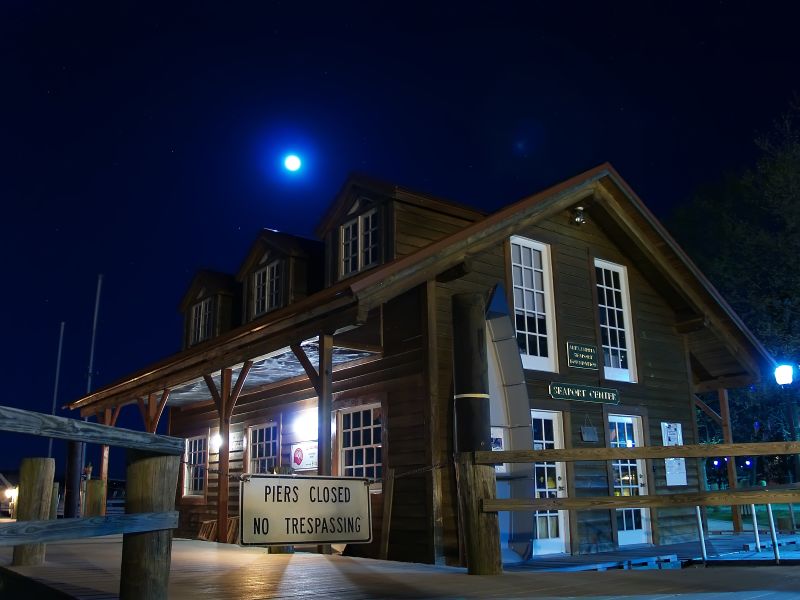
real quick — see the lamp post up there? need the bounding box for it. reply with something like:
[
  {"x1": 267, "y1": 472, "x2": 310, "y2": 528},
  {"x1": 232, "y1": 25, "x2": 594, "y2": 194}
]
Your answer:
[{"x1": 774, "y1": 364, "x2": 800, "y2": 483}]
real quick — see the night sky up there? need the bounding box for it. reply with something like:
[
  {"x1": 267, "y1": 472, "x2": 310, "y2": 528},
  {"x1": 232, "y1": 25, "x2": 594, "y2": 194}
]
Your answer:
[{"x1": 2, "y1": 2, "x2": 799, "y2": 476}]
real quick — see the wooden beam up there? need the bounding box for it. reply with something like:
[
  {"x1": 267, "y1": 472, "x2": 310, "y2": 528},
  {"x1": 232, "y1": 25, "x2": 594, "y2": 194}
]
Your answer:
[
  {"x1": 693, "y1": 375, "x2": 757, "y2": 394},
  {"x1": 0, "y1": 405, "x2": 184, "y2": 455},
  {"x1": 675, "y1": 315, "x2": 708, "y2": 334},
  {"x1": 230, "y1": 361, "x2": 253, "y2": 406},
  {"x1": 435, "y1": 258, "x2": 472, "y2": 283},
  {"x1": 291, "y1": 344, "x2": 321, "y2": 394},
  {"x1": 694, "y1": 395, "x2": 723, "y2": 426},
  {"x1": 0, "y1": 512, "x2": 179, "y2": 546},
  {"x1": 203, "y1": 374, "x2": 223, "y2": 414},
  {"x1": 217, "y1": 368, "x2": 233, "y2": 543},
  {"x1": 483, "y1": 488, "x2": 800, "y2": 512},
  {"x1": 152, "y1": 390, "x2": 171, "y2": 433},
  {"x1": 719, "y1": 388, "x2": 743, "y2": 532},
  {"x1": 318, "y1": 334, "x2": 333, "y2": 477},
  {"x1": 475, "y1": 441, "x2": 800, "y2": 464}
]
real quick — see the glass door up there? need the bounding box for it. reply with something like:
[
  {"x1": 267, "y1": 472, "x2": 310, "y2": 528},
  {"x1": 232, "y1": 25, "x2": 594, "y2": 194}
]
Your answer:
[
  {"x1": 531, "y1": 410, "x2": 568, "y2": 554},
  {"x1": 608, "y1": 414, "x2": 651, "y2": 545}
]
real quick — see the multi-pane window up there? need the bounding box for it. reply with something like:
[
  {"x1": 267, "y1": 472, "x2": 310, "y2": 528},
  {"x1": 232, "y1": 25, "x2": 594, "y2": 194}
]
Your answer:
[
  {"x1": 190, "y1": 298, "x2": 212, "y2": 345},
  {"x1": 184, "y1": 435, "x2": 207, "y2": 496},
  {"x1": 510, "y1": 236, "x2": 557, "y2": 371},
  {"x1": 249, "y1": 423, "x2": 279, "y2": 474},
  {"x1": 340, "y1": 208, "x2": 379, "y2": 277},
  {"x1": 340, "y1": 405, "x2": 382, "y2": 480},
  {"x1": 595, "y1": 259, "x2": 637, "y2": 382},
  {"x1": 608, "y1": 414, "x2": 649, "y2": 543},
  {"x1": 253, "y1": 260, "x2": 283, "y2": 317}
]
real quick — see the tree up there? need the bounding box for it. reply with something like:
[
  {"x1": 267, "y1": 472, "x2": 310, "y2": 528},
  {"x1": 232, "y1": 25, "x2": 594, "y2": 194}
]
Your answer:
[{"x1": 670, "y1": 99, "x2": 800, "y2": 482}]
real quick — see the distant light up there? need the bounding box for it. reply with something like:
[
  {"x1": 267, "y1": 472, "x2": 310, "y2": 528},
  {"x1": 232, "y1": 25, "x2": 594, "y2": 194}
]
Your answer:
[
  {"x1": 775, "y1": 364, "x2": 795, "y2": 386},
  {"x1": 284, "y1": 154, "x2": 302, "y2": 172},
  {"x1": 745, "y1": 459, "x2": 752, "y2": 467},
  {"x1": 713, "y1": 460, "x2": 719, "y2": 466}
]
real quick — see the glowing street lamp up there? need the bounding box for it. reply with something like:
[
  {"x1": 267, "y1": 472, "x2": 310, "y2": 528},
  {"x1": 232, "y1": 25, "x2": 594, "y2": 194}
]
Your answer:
[{"x1": 775, "y1": 364, "x2": 795, "y2": 386}]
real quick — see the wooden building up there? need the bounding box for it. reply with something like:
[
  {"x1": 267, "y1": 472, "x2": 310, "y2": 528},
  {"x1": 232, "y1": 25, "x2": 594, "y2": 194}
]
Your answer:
[{"x1": 68, "y1": 164, "x2": 772, "y2": 564}]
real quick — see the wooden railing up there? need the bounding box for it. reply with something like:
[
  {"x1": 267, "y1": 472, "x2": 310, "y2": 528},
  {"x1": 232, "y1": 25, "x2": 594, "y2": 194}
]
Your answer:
[
  {"x1": 0, "y1": 405, "x2": 183, "y2": 599},
  {"x1": 474, "y1": 441, "x2": 800, "y2": 562}
]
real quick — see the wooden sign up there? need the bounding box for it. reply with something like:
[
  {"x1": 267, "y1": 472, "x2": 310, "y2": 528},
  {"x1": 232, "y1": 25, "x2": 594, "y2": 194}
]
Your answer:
[
  {"x1": 567, "y1": 342, "x2": 598, "y2": 370},
  {"x1": 549, "y1": 382, "x2": 619, "y2": 404}
]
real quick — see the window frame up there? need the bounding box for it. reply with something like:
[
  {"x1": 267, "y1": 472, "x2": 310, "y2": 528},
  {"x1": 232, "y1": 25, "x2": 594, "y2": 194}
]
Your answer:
[
  {"x1": 252, "y1": 259, "x2": 283, "y2": 318},
  {"x1": 594, "y1": 258, "x2": 638, "y2": 383},
  {"x1": 182, "y1": 434, "x2": 208, "y2": 498},
  {"x1": 247, "y1": 421, "x2": 280, "y2": 474},
  {"x1": 509, "y1": 235, "x2": 558, "y2": 372},
  {"x1": 337, "y1": 403, "x2": 383, "y2": 482},
  {"x1": 189, "y1": 297, "x2": 212, "y2": 345},
  {"x1": 339, "y1": 207, "x2": 380, "y2": 278}
]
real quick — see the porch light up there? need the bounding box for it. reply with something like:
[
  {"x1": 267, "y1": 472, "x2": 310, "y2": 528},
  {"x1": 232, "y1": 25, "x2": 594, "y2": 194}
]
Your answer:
[
  {"x1": 293, "y1": 409, "x2": 318, "y2": 442},
  {"x1": 210, "y1": 433, "x2": 222, "y2": 453},
  {"x1": 571, "y1": 206, "x2": 586, "y2": 225},
  {"x1": 775, "y1": 364, "x2": 795, "y2": 386}
]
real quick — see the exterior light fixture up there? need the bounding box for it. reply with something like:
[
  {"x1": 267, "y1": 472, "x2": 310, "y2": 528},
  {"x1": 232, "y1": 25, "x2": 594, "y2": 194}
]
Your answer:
[
  {"x1": 571, "y1": 206, "x2": 586, "y2": 225},
  {"x1": 775, "y1": 364, "x2": 795, "y2": 386},
  {"x1": 210, "y1": 433, "x2": 222, "y2": 453}
]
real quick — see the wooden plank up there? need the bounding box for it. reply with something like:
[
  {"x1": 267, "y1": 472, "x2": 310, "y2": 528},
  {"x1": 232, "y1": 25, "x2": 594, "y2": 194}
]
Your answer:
[
  {"x1": 694, "y1": 395, "x2": 722, "y2": 425},
  {"x1": 483, "y1": 489, "x2": 800, "y2": 512},
  {"x1": 475, "y1": 441, "x2": 800, "y2": 464},
  {"x1": 0, "y1": 512, "x2": 179, "y2": 546},
  {"x1": 0, "y1": 405, "x2": 184, "y2": 455}
]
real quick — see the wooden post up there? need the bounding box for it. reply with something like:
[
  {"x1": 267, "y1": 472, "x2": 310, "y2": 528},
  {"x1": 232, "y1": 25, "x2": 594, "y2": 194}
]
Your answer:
[
  {"x1": 84, "y1": 479, "x2": 106, "y2": 516},
  {"x1": 718, "y1": 388, "x2": 743, "y2": 532},
  {"x1": 12, "y1": 457, "x2": 55, "y2": 566},
  {"x1": 379, "y1": 468, "x2": 395, "y2": 560},
  {"x1": 318, "y1": 333, "x2": 333, "y2": 477},
  {"x1": 451, "y1": 293, "x2": 501, "y2": 575},
  {"x1": 49, "y1": 482, "x2": 59, "y2": 519},
  {"x1": 120, "y1": 450, "x2": 180, "y2": 600},
  {"x1": 64, "y1": 441, "x2": 82, "y2": 518}
]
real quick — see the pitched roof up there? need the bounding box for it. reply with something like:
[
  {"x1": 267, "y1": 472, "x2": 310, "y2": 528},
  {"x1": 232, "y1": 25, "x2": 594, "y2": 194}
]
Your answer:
[
  {"x1": 177, "y1": 270, "x2": 237, "y2": 313},
  {"x1": 236, "y1": 229, "x2": 323, "y2": 281},
  {"x1": 68, "y1": 163, "x2": 773, "y2": 416}
]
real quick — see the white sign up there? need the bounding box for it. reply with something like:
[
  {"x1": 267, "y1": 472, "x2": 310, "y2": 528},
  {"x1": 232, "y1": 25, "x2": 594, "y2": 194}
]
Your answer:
[
  {"x1": 661, "y1": 422, "x2": 687, "y2": 486},
  {"x1": 490, "y1": 426, "x2": 507, "y2": 474},
  {"x1": 240, "y1": 474, "x2": 372, "y2": 546},
  {"x1": 290, "y1": 441, "x2": 318, "y2": 470}
]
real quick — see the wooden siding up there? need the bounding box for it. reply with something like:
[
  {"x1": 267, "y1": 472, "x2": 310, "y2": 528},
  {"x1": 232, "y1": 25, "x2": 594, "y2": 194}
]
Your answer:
[{"x1": 393, "y1": 201, "x2": 478, "y2": 259}]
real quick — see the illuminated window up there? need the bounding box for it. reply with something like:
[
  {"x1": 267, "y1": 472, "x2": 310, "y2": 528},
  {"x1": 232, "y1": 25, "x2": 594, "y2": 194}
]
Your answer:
[
  {"x1": 189, "y1": 298, "x2": 212, "y2": 345},
  {"x1": 340, "y1": 208, "x2": 379, "y2": 277},
  {"x1": 249, "y1": 422, "x2": 279, "y2": 474},
  {"x1": 595, "y1": 259, "x2": 637, "y2": 382},
  {"x1": 253, "y1": 260, "x2": 283, "y2": 317},
  {"x1": 339, "y1": 405, "x2": 382, "y2": 480},
  {"x1": 510, "y1": 236, "x2": 558, "y2": 372},
  {"x1": 183, "y1": 435, "x2": 207, "y2": 496}
]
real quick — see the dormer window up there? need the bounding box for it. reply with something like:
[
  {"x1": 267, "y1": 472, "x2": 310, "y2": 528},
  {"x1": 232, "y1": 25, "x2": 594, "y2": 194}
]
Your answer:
[
  {"x1": 253, "y1": 259, "x2": 283, "y2": 317},
  {"x1": 190, "y1": 297, "x2": 212, "y2": 345},
  {"x1": 340, "y1": 207, "x2": 379, "y2": 278}
]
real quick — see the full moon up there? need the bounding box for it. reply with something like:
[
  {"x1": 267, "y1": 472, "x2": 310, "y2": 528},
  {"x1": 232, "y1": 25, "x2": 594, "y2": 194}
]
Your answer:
[{"x1": 284, "y1": 154, "x2": 302, "y2": 172}]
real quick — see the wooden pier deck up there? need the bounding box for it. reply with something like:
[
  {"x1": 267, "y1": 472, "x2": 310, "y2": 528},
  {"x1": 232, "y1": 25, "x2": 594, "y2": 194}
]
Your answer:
[{"x1": 5, "y1": 536, "x2": 800, "y2": 599}]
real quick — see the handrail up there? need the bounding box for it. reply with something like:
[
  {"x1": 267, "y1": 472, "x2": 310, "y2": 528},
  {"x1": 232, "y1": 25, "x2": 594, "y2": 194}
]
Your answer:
[
  {"x1": 475, "y1": 441, "x2": 800, "y2": 464},
  {"x1": 0, "y1": 405, "x2": 184, "y2": 455},
  {"x1": 0, "y1": 404, "x2": 182, "y2": 599}
]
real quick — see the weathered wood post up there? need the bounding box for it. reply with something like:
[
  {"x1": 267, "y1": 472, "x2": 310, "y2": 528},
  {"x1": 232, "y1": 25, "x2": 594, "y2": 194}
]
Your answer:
[
  {"x1": 84, "y1": 479, "x2": 106, "y2": 516},
  {"x1": 452, "y1": 293, "x2": 502, "y2": 575},
  {"x1": 64, "y1": 441, "x2": 82, "y2": 518},
  {"x1": 120, "y1": 450, "x2": 180, "y2": 600},
  {"x1": 49, "y1": 482, "x2": 59, "y2": 519},
  {"x1": 12, "y1": 457, "x2": 55, "y2": 566}
]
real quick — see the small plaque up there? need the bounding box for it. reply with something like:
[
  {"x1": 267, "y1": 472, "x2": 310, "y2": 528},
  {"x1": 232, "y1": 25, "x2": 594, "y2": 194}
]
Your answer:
[{"x1": 567, "y1": 342, "x2": 598, "y2": 370}]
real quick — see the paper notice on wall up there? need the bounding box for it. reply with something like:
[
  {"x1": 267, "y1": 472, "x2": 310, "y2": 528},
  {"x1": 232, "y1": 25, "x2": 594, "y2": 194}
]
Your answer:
[{"x1": 661, "y1": 422, "x2": 687, "y2": 486}]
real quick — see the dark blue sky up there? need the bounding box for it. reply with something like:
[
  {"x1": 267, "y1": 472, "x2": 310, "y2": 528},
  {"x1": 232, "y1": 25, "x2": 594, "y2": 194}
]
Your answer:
[{"x1": 2, "y1": 2, "x2": 799, "y2": 473}]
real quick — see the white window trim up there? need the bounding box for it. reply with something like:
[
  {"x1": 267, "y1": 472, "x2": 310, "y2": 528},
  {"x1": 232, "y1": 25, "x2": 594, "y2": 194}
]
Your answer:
[
  {"x1": 339, "y1": 207, "x2": 379, "y2": 278},
  {"x1": 252, "y1": 260, "x2": 283, "y2": 318},
  {"x1": 190, "y1": 297, "x2": 212, "y2": 345},
  {"x1": 247, "y1": 421, "x2": 280, "y2": 474},
  {"x1": 337, "y1": 403, "x2": 383, "y2": 483},
  {"x1": 183, "y1": 435, "x2": 207, "y2": 497},
  {"x1": 595, "y1": 258, "x2": 637, "y2": 383},
  {"x1": 510, "y1": 235, "x2": 558, "y2": 372}
]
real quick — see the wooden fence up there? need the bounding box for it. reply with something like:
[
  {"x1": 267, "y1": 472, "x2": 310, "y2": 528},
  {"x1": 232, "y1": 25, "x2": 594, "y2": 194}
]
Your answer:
[
  {"x1": 0, "y1": 405, "x2": 183, "y2": 599},
  {"x1": 473, "y1": 441, "x2": 800, "y2": 563}
]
